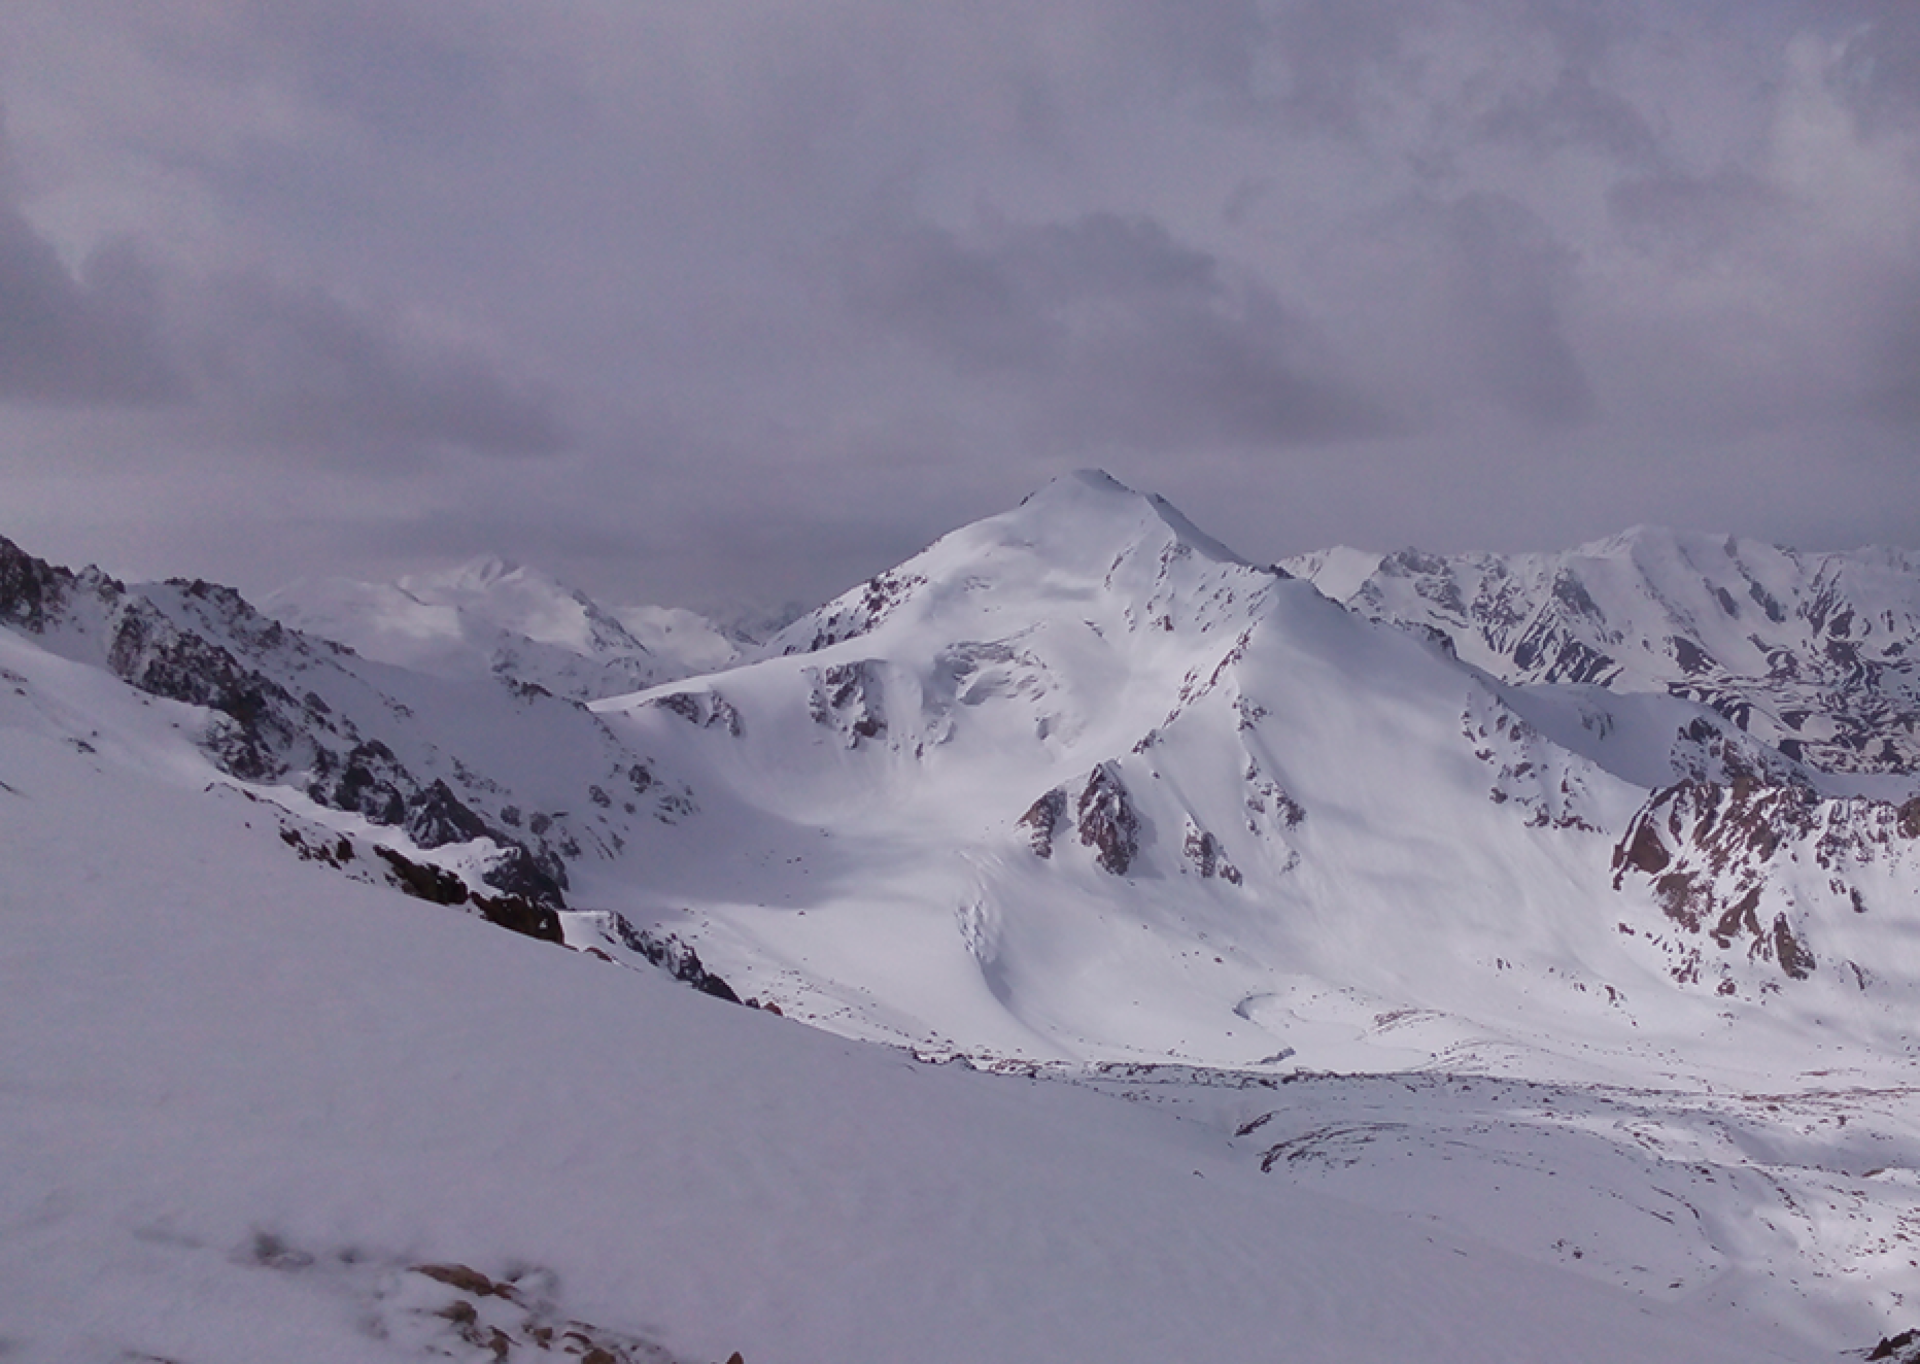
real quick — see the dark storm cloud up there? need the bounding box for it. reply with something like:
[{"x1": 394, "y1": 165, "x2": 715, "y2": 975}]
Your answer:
[
  {"x1": 1607, "y1": 170, "x2": 1781, "y2": 268},
  {"x1": 0, "y1": 88, "x2": 565, "y2": 462},
  {"x1": 838, "y1": 210, "x2": 1386, "y2": 448},
  {"x1": 0, "y1": 205, "x2": 178, "y2": 406},
  {"x1": 180, "y1": 273, "x2": 569, "y2": 460},
  {"x1": 1435, "y1": 195, "x2": 1593, "y2": 426},
  {"x1": 5, "y1": 0, "x2": 1920, "y2": 608},
  {"x1": 0, "y1": 231, "x2": 569, "y2": 459}
]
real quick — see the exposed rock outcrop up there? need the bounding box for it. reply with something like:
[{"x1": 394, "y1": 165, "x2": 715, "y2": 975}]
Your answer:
[
  {"x1": 0, "y1": 535, "x2": 600, "y2": 906},
  {"x1": 599, "y1": 912, "x2": 741, "y2": 1002},
  {"x1": 1019, "y1": 787, "x2": 1067, "y2": 858},
  {"x1": 649, "y1": 688, "x2": 743, "y2": 736},
  {"x1": 1182, "y1": 819, "x2": 1241, "y2": 884},
  {"x1": 1077, "y1": 763, "x2": 1140, "y2": 875},
  {"x1": 806, "y1": 660, "x2": 888, "y2": 747},
  {"x1": 1610, "y1": 774, "x2": 1920, "y2": 986}
]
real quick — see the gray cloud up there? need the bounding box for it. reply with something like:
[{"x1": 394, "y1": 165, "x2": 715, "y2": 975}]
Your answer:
[
  {"x1": 122, "y1": 1, "x2": 525, "y2": 149},
  {"x1": 4, "y1": 0, "x2": 1920, "y2": 611},
  {"x1": 0, "y1": 233, "x2": 570, "y2": 459},
  {"x1": 1477, "y1": 65, "x2": 1662, "y2": 166},
  {"x1": 1436, "y1": 194, "x2": 1593, "y2": 426},
  {"x1": 1861, "y1": 271, "x2": 1920, "y2": 427},
  {"x1": 0, "y1": 207, "x2": 179, "y2": 406},
  {"x1": 1607, "y1": 169, "x2": 1781, "y2": 268},
  {"x1": 1832, "y1": 5, "x2": 1920, "y2": 136},
  {"x1": 839, "y1": 210, "x2": 1386, "y2": 448},
  {"x1": 179, "y1": 274, "x2": 570, "y2": 460}
]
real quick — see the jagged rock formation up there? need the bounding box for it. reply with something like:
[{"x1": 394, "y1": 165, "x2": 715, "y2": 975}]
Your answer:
[
  {"x1": 1018, "y1": 787, "x2": 1067, "y2": 858},
  {"x1": 0, "y1": 534, "x2": 703, "y2": 907},
  {"x1": 1076, "y1": 763, "x2": 1140, "y2": 875},
  {"x1": 1290, "y1": 528, "x2": 1920, "y2": 775},
  {"x1": 1869, "y1": 1328, "x2": 1920, "y2": 1363},
  {"x1": 1182, "y1": 819, "x2": 1241, "y2": 883},
  {"x1": 1611, "y1": 775, "x2": 1920, "y2": 989},
  {"x1": 594, "y1": 912, "x2": 742, "y2": 1003},
  {"x1": 649, "y1": 687, "x2": 744, "y2": 736},
  {"x1": 777, "y1": 569, "x2": 927, "y2": 654},
  {"x1": 1462, "y1": 693, "x2": 1604, "y2": 831},
  {"x1": 805, "y1": 660, "x2": 888, "y2": 747}
]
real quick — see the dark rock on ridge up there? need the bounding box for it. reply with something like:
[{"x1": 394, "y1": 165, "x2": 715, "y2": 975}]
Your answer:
[
  {"x1": 0, "y1": 534, "x2": 578, "y2": 906},
  {"x1": 1077, "y1": 763, "x2": 1140, "y2": 875}
]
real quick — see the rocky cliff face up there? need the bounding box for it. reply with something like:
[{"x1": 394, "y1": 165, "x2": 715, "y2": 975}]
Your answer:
[
  {"x1": 0, "y1": 535, "x2": 704, "y2": 906},
  {"x1": 1075, "y1": 763, "x2": 1140, "y2": 875},
  {"x1": 1611, "y1": 774, "x2": 1920, "y2": 991}
]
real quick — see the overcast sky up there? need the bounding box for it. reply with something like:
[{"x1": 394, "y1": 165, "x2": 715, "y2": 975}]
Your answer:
[{"x1": 3, "y1": 1, "x2": 1919, "y2": 611}]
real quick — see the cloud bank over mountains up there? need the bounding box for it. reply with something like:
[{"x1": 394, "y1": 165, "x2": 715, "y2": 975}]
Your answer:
[{"x1": 2, "y1": 2, "x2": 1918, "y2": 606}]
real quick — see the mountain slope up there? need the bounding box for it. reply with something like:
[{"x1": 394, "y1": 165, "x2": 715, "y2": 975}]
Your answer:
[
  {"x1": 0, "y1": 635, "x2": 1816, "y2": 1364},
  {"x1": 589, "y1": 475, "x2": 1920, "y2": 1084},
  {"x1": 1285, "y1": 526, "x2": 1920, "y2": 778},
  {"x1": 5, "y1": 477, "x2": 1920, "y2": 1355},
  {"x1": 0, "y1": 534, "x2": 701, "y2": 908}
]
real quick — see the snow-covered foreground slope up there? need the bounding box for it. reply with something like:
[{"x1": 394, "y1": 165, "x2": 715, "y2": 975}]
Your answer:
[{"x1": 0, "y1": 630, "x2": 1821, "y2": 1364}]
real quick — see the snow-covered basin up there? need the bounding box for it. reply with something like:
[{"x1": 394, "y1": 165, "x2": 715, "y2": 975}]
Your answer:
[{"x1": 0, "y1": 722, "x2": 1810, "y2": 1362}]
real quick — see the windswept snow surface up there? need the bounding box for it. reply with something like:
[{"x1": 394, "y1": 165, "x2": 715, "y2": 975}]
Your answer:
[{"x1": 0, "y1": 625, "x2": 1813, "y2": 1364}]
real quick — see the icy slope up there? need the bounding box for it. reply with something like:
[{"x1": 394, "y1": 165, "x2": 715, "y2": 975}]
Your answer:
[
  {"x1": 0, "y1": 633, "x2": 1815, "y2": 1364},
  {"x1": 591, "y1": 473, "x2": 1920, "y2": 1085}
]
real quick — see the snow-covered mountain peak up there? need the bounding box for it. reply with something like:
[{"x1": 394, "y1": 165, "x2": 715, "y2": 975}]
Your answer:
[
  {"x1": 391, "y1": 557, "x2": 620, "y2": 652},
  {"x1": 8, "y1": 500, "x2": 1920, "y2": 1360},
  {"x1": 1008, "y1": 467, "x2": 1253, "y2": 568},
  {"x1": 412, "y1": 553, "x2": 525, "y2": 593},
  {"x1": 1283, "y1": 544, "x2": 1384, "y2": 603},
  {"x1": 1293, "y1": 524, "x2": 1920, "y2": 781},
  {"x1": 766, "y1": 469, "x2": 1276, "y2": 660},
  {"x1": 1567, "y1": 522, "x2": 1700, "y2": 559},
  {"x1": 266, "y1": 559, "x2": 686, "y2": 701}
]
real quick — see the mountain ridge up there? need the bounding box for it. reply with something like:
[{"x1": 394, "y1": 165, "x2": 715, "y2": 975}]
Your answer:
[{"x1": 5, "y1": 477, "x2": 1920, "y2": 1352}]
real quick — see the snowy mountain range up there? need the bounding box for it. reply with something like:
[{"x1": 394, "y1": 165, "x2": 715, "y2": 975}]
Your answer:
[
  {"x1": 262, "y1": 557, "x2": 748, "y2": 701},
  {"x1": 1285, "y1": 528, "x2": 1920, "y2": 777},
  {"x1": 4, "y1": 471, "x2": 1919, "y2": 1362}
]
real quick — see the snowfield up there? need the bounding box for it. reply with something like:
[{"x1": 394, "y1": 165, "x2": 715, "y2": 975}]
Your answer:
[
  {"x1": 0, "y1": 686, "x2": 1821, "y2": 1364},
  {"x1": 4, "y1": 471, "x2": 1919, "y2": 1360}
]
